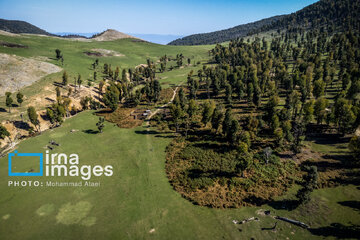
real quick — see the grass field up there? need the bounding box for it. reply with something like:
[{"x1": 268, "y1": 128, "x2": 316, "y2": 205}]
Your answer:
[{"x1": 0, "y1": 111, "x2": 359, "y2": 240}]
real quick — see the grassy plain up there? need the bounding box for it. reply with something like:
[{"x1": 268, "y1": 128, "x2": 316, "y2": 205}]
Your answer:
[{"x1": 0, "y1": 111, "x2": 359, "y2": 240}]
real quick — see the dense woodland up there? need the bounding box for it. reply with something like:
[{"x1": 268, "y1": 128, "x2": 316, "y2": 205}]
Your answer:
[
  {"x1": 163, "y1": 27, "x2": 360, "y2": 207},
  {"x1": 169, "y1": 0, "x2": 360, "y2": 46}
]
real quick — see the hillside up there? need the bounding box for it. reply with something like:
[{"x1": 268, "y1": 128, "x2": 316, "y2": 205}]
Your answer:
[
  {"x1": 0, "y1": 18, "x2": 51, "y2": 35},
  {"x1": 168, "y1": 15, "x2": 285, "y2": 46},
  {"x1": 256, "y1": 0, "x2": 360, "y2": 35},
  {"x1": 91, "y1": 29, "x2": 139, "y2": 41},
  {"x1": 169, "y1": 0, "x2": 360, "y2": 45}
]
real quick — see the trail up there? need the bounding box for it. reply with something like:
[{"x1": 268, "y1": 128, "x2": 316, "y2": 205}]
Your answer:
[{"x1": 146, "y1": 85, "x2": 179, "y2": 122}]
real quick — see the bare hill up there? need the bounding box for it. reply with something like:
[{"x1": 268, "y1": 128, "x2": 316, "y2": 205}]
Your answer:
[
  {"x1": 92, "y1": 29, "x2": 139, "y2": 41},
  {"x1": 0, "y1": 53, "x2": 62, "y2": 95}
]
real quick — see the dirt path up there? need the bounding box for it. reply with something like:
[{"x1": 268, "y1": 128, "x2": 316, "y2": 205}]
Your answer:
[{"x1": 146, "y1": 86, "x2": 179, "y2": 121}]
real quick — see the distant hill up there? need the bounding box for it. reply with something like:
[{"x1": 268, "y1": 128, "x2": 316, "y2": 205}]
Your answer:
[
  {"x1": 91, "y1": 29, "x2": 139, "y2": 41},
  {"x1": 169, "y1": 0, "x2": 360, "y2": 46},
  {"x1": 54, "y1": 32, "x2": 98, "y2": 38},
  {"x1": 0, "y1": 18, "x2": 51, "y2": 35},
  {"x1": 168, "y1": 15, "x2": 285, "y2": 46}
]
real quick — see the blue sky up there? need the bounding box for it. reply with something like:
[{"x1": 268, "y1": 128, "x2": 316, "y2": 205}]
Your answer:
[{"x1": 0, "y1": 0, "x2": 318, "y2": 35}]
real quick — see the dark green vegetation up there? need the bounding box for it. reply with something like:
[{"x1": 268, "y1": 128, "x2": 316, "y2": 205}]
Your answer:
[
  {"x1": 169, "y1": 0, "x2": 360, "y2": 46},
  {"x1": 166, "y1": 137, "x2": 297, "y2": 208},
  {"x1": 169, "y1": 15, "x2": 284, "y2": 46},
  {"x1": 0, "y1": 18, "x2": 51, "y2": 35}
]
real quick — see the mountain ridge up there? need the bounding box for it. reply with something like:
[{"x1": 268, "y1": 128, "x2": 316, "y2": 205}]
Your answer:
[
  {"x1": 169, "y1": 0, "x2": 360, "y2": 46},
  {"x1": 168, "y1": 15, "x2": 285, "y2": 46}
]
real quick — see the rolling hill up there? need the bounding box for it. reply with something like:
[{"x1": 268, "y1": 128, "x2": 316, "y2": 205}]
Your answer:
[
  {"x1": 0, "y1": 18, "x2": 51, "y2": 36},
  {"x1": 169, "y1": 0, "x2": 360, "y2": 46}
]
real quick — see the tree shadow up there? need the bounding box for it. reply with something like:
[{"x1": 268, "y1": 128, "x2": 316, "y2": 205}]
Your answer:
[
  {"x1": 135, "y1": 130, "x2": 159, "y2": 135},
  {"x1": 13, "y1": 121, "x2": 30, "y2": 130},
  {"x1": 82, "y1": 129, "x2": 99, "y2": 134},
  {"x1": 154, "y1": 134, "x2": 176, "y2": 139},
  {"x1": 45, "y1": 97, "x2": 55, "y2": 103},
  {"x1": 308, "y1": 223, "x2": 360, "y2": 238},
  {"x1": 53, "y1": 81, "x2": 64, "y2": 87},
  {"x1": 95, "y1": 109, "x2": 113, "y2": 114},
  {"x1": 338, "y1": 201, "x2": 360, "y2": 212},
  {"x1": 268, "y1": 199, "x2": 300, "y2": 211}
]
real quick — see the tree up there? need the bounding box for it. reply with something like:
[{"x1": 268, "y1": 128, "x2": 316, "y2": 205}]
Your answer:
[
  {"x1": 333, "y1": 98, "x2": 356, "y2": 135},
  {"x1": 0, "y1": 124, "x2": 10, "y2": 140},
  {"x1": 187, "y1": 99, "x2": 198, "y2": 120},
  {"x1": 169, "y1": 103, "x2": 184, "y2": 133},
  {"x1": 201, "y1": 100, "x2": 215, "y2": 127},
  {"x1": 225, "y1": 84, "x2": 232, "y2": 104},
  {"x1": 55, "y1": 49, "x2": 61, "y2": 60},
  {"x1": 80, "y1": 96, "x2": 91, "y2": 110},
  {"x1": 211, "y1": 106, "x2": 223, "y2": 133},
  {"x1": 96, "y1": 117, "x2": 105, "y2": 133},
  {"x1": 122, "y1": 69, "x2": 127, "y2": 82},
  {"x1": 77, "y1": 74, "x2": 82, "y2": 88},
  {"x1": 228, "y1": 119, "x2": 240, "y2": 143},
  {"x1": 263, "y1": 147, "x2": 273, "y2": 164},
  {"x1": 303, "y1": 100, "x2": 314, "y2": 124},
  {"x1": 46, "y1": 103, "x2": 65, "y2": 126},
  {"x1": 178, "y1": 88, "x2": 187, "y2": 109},
  {"x1": 56, "y1": 87, "x2": 61, "y2": 98},
  {"x1": 103, "y1": 84, "x2": 120, "y2": 111},
  {"x1": 270, "y1": 114, "x2": 280, "y2": 132},
  {"x1": 62, "y1": 71, "x2": 68, "y2": 86},
  {"x1": 16, "y1": 92, "x2": 24, "y2": 106},
  {"x1": 296, "y1": 166, "x2": 318, "y2": 204},
  {"x1": 27, "y1": 106, "x2": 40, "y2": 132},
  {"x1": 264, "y1": 94, "x2": 279, "y2": 124},
  {"x1": 99, "y1": 80, "x2": 105, "y2": 93},
  {"x1": 274, "y1": 128, "x2": 284, "y2": 147},
  {"x1": 153, "y1": 80, "x2": 162, "y2": 102},
  {"x1": 314, "y1": 97, "x2": 328, "y2": 125},
  {"x1": 222, "y1": 108, "x2": 232, "y2": 135},
  {"x1": 313, "y1": 79, "x2": 326, "y2": 98},
  {"x1": 5, "y1": 92, "x2": 13, "y2": 113}
]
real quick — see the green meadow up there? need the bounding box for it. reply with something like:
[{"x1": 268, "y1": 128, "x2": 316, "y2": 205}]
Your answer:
[{"x1": 0, "y1": 111, "x2": 359, "y2": 240}]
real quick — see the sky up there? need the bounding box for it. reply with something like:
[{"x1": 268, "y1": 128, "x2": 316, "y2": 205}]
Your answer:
[{"x1": 0, "y1": 0, "x2": 319, "y2": 35}]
